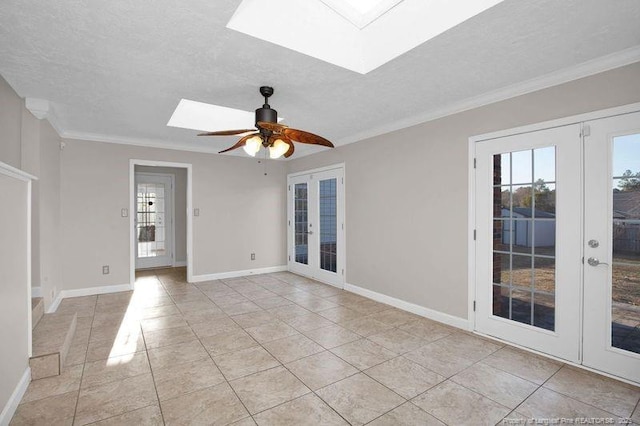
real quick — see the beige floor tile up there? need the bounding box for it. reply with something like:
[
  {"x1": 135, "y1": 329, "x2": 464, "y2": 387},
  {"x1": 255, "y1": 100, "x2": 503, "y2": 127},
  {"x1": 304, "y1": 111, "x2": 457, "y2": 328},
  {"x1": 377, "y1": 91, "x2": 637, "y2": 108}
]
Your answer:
[
  {"x1": 221, "y1": 301, "x2": 263, "y2": 316},
  {"x1": 281, "y1": 312, "x2": 335, "y2": 332},
  {"x1": 182, "y1": 309, "x2": 228, "y2": 325},
  {"x1": 324, "y1": 293, "x2": 368, "y2": 306},
  {"x1": 517, "y1": 387, "x2": 618, "y2": 419},
  {"x1": 482, "y1": 346, "x2": 563, "y2": 385},
  {"x1": 543, "y1": 366, "x2": 640, "y2": 417},
  {"x1": 285, "y1": 350, "x2": 359, "y2": 390},
  {"x1": 200, "y1": 328, "x2": 258, "y2": 356},
  {"x1": 367, "y1": 308, "x2": 420, "y2": 327},
  {"x1": 153, "y1": 357, "x2": 225, "y2": 401},
  {"x1": 230, "y1": 366, "x2": 310, "y2": 414},
  {"x1": 11, "y1": 390, "x2": 77, "y2": 425},
  {"x1": 253, "y1": 295, "x2": 294, "y2": 309},
  {"x1": 29, "y1": 353, "x2": 59, "y2": 380},
  {"x1": 142, "y1": 325, "x2": 197, "y2": 349},
  {"x1": 339, "y1": 317, "x2": 394, "y2": 337},
  {"x1": 140, "y1": 314, "x2": 188, "y2": 332},
  {"x1": 253, "y1": 393, "x2": 347, "y2": 425},
  {"x1": 368, "y1": 402, "x2": 445, "y2": 426},
  {"x1": 267, "y1": 304, "x2": 313, "y2": 320},
  {"x1": 397, "y1": 319, "x2": 456, "y2": 342},
  {"x1": 231, "y1": 310, "x2": 278, "y2": 328},
  {"x1": 65, "y1": 341, "x2": 89, "y2": 367},
  {"x1": 631, "y1": 404, "x2": 640, "y2": 424},
  {"x1": 75, "y1": 373, "x2": 158, "y2": 425},
  {"x1": 161, "y1": 382, "x2": 250, "y2": 425},
  {"x1": 367, "y1": 329, "x2": 427, "y2": 354},
  {"x1": 316, "y1": 373, "x2": 405, "y2": 425},
  {"x1": 264, "y1": 332, "x2": 324, "y2": 362},
  {"x1": 331, "y1": 339, "x2": 397, "y2": 370},
  {"x1": 303, "y1": 324, "x2": 361, "y2": 349},
  {"x1": 245, "y1": 320, "x2": 299, "y2": 344},
  {"x1": 175, "y1": 299, "x2": 220, "y2": 314},
  {"x1": 189, "y1": 316, "x2": 239, "y2": 338},
  {"x1": 347, "y1": 300, "x2": 389, "y2": 315},
  {"x1": 139, "y1": 304, "x2": 181, "y2": 320},
  {"x1": 88, "y1": 404, "x2": 163, "y2": 425},
  {"x1": 214, "y1": 346, "x2": 280, "y2": 380},
  {"x1": 81, "y1": 351, "x2": 151, "y2": 389},
  {"x1": 451, "y1": 362, "x2": 537, "y2": 409},
  {"x1": 89, "y1": 322, "x2": 141, "y2": 344},
  {"x1": 365, "y1": 357, "x2": 445, "y2": 399},
  {"x1": 21, "y1": 364, "x2": 83, "y2": 403},
  {"x1": 210, "y1": 293, "x2": 248, "y2": 307},
  {"x1": 317, "y1": 306, "x2": 362, "y2": 323},
  {"x1": 294, "y1": 297, "x2": 340, "y2": 313},
  {"x1": 241, "y1": 288, "x2": 278, "y2": 301},
  {"x1": 85, "y1": 333, "x2": 146, "y2": 362},
  {"x1": 412, "y1": 380, "x2": 511, "y2": 426},
  {"x1": 147, "y1": 339, "x2": 209, "y2": 370}
]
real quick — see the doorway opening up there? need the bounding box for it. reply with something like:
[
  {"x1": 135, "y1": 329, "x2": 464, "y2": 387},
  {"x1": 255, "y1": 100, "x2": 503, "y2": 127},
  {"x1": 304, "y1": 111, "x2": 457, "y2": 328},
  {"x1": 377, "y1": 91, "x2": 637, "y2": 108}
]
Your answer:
[{"x1": 129, "y1": 160, "x2": 193, "y2": 284}]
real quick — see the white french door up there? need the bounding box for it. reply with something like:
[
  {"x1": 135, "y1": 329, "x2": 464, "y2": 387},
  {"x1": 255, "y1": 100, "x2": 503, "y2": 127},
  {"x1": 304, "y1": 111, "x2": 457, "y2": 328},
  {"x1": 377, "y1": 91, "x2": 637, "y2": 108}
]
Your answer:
[
  {"x1": 288, "y1": 166, "x2": 345, "y2": 288},
  {"x1": 475, "y1": 124, "x2": 582, "y2": 362},
  {"x1": 583, "y1": 112, "x2": 640, "y2": 383},
  {"x1": 474, "y1": 109, "x2": 640, "y2": 382},
  {"x1": 135, "y1": 173, "x2": 174, "y2": 269}
]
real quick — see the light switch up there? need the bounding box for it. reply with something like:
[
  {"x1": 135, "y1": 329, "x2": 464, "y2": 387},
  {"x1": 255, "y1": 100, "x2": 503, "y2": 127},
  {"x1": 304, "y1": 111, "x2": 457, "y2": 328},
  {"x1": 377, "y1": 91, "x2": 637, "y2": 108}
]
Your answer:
[
  {"x1": 194, "y1": 208, "x2": 200, "y2": 217},
  {"x1": 121, "y1": 208, "x2": 128, "y2": 217}
]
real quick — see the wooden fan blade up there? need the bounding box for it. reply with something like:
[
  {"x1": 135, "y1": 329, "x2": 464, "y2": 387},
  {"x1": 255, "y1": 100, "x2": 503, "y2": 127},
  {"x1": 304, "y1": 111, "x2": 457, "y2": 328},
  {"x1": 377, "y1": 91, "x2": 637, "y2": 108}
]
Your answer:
[
  {"x1": 218, "y1": 132, "x2": 259, "y2": 154},
  {"x1": 257, "y1": 121, "x2": 287, "y2": 132},
  {"x1": 198, "y1": 129, "x2": 255, "y2": 136},
  {"x1": 283, "y1": 128, "x2": 334, "y2": 148}
]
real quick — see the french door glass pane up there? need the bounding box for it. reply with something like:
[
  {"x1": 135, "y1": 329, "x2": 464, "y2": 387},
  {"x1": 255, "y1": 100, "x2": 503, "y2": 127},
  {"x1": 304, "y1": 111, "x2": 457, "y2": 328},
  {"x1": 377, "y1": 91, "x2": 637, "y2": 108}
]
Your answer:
[
  {"x1": 137, "y1": 183, "x2": 166, "y2": 258},
  {"x1": 319, "y1": 178, "x2": 337, "y2": 273},
  {"x1": 492, "y1": 148, "x2": 556, "y2": 331},
  {"x1": 611, "y1": 134, "x2": 640, "y2": 354},
  {"x1": 294, "y1": 183, "x2": 309, "y2": 265}
]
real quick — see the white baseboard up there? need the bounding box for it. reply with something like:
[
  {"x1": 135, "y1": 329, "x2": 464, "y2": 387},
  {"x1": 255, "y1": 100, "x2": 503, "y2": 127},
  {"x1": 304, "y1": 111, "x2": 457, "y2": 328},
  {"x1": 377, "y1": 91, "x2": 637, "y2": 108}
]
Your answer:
[
  {"x1": 344, "y1": 282, "x2": 470, "y2": 331},
  {"x1": 191, "y1": 265, "x2": 288, "y2": 283},
  {"x1": 173, "y1": 260, "x2": 187, "y2": 267},
  {"x1": 31, "y1": 286, "x2": 42, "y2": 298},
  {"x1": 0, "y1": 367, "x2": 30, "y2": 426},
  {"x1": 47, "y1": 283, "x2": 133, "y2": 313}
]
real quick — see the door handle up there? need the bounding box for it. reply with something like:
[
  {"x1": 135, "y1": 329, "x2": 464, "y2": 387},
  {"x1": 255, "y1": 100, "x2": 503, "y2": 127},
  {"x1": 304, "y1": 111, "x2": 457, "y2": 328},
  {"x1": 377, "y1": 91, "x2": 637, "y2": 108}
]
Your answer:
[
  {"x1": 587, "y1": 257, "x2": 609, "y2": 267},
  {"x1": 306, "y1": 231, "x2": 313, "y2": 235}
]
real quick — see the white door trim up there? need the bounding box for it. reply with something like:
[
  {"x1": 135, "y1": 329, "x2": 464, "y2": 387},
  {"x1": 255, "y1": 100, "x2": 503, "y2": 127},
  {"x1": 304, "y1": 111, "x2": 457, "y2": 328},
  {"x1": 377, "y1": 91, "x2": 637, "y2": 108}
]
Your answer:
[{"x1": 129, "y1": 160, "x2": 193, "y2": 285}]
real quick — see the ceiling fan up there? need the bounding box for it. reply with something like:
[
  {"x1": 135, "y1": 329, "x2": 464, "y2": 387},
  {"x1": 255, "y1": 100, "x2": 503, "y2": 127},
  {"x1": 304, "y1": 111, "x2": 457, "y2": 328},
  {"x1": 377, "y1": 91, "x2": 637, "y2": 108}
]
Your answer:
[{"x1": 198, "y1": 86, "x2": 334, "y2": 159}]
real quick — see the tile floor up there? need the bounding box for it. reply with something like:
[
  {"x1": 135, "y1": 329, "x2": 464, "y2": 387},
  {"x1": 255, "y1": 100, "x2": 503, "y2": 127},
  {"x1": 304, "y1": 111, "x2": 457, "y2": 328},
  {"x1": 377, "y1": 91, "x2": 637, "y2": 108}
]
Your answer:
[{"x1": 10, "y1": 268, "x2": 640, "y2": 425}]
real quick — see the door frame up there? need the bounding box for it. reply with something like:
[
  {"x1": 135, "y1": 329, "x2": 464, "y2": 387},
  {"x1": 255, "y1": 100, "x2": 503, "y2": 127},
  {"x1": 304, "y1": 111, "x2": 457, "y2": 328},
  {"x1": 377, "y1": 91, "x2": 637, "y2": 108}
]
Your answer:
[
  {"x1": 468, "y1": 102, "x2": 640, "y2": 376},
  {"x1": 129, "y1": 160, "x2": 193, "y2": 286},
  {"x1": 287, "y1": 163, "x2": 346, "y2": 288},
  {"x1": 135, "y1": 172, "x2": 175, "y2": 270}
]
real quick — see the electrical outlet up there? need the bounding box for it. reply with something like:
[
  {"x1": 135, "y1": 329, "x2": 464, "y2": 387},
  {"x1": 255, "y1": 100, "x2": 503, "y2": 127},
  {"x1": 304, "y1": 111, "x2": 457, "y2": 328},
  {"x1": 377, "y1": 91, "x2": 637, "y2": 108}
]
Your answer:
[
  {"x1": 102, "y1": 265, "x2": 110, "y2": 274},
  {"x1": 251, "y1": 253, "x2": 255, "y2": 261},
  {"x1": 194, "y1": 208, "x2": 200, "y2": 217},
  {"x1": 121, "y1": 208, "x2": 128, "y2": 217}
]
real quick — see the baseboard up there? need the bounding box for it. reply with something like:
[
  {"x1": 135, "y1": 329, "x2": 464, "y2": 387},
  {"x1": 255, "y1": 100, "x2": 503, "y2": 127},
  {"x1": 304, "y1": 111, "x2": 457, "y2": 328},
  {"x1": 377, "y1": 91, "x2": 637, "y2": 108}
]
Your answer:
[
  {"x1": 173, "y1": 260, "x2": 187, "y2": 267},
  {"x1": 344, "y1": 282, "x2": 470, "y2": 331},
  {"x1": 191, "y1": 265, "x2": 288, "y2": 283},
  {"x1": 0, "y1": 367, "x2": 30, "y2": 426},
  {"x1": 47, "y1": 283, "x2": 133, "y2": 313},
  {"x1": 31, "y1": 286, "x2": 42, "y2": 298}
]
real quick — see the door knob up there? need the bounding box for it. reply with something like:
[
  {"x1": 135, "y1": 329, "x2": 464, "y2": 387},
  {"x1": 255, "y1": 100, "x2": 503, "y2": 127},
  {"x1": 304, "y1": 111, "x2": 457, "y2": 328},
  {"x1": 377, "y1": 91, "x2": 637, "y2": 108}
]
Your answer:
[
  {"x1": 587, "y1": 257, "x2": 608, "y2": 267},
  {"x1": 306, "y1": 231, "x2": 313, "y2": 235}
]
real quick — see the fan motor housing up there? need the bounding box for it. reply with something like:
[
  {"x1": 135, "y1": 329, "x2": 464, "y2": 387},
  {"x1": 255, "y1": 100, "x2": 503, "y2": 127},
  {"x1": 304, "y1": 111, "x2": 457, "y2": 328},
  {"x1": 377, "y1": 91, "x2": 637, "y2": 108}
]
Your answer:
[{"x1": 255, "y1": 107, "x2": 277, "y2": 125}]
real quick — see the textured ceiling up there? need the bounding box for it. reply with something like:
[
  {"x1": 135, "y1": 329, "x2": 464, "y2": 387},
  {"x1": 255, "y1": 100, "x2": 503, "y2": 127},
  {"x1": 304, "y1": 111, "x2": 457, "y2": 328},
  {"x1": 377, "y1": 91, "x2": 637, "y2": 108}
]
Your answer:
[{"x1": 0, "y1": 0, "x2": 639, "y2": 158}]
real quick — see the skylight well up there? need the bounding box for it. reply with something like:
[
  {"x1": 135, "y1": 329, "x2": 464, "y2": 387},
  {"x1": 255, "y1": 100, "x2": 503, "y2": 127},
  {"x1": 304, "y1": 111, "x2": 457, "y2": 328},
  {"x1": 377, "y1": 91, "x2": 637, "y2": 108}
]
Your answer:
[{"x1": 227, "y1": 0, "x2": 505, "y2": 74}]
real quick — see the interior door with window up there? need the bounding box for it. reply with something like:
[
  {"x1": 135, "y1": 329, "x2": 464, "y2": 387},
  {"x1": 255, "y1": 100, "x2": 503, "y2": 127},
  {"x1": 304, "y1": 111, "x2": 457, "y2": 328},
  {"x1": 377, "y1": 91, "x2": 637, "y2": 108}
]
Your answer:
[
  {"x1": 583, "y1": 112, "x2": 640, "y2": 382},
  {"x1": 135, "y1": 173, "x2": 174, "y2": 269},
  {"x1": 475, "y1": 124, "x2": 582, "y2": 362},
  {"x1": 288, "y1": 167, "x2": 345, "y2": 287}
]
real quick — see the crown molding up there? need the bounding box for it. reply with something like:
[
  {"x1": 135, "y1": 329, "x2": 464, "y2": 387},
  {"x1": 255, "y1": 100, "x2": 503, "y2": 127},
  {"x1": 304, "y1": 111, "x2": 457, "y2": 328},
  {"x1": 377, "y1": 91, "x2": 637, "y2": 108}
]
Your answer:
[
  {"x1": 336, "y1": 46, "x2": 640, "y2": 145},
  {"x1": 25, "y1": 98, "x2": 49, "y2": 120}
]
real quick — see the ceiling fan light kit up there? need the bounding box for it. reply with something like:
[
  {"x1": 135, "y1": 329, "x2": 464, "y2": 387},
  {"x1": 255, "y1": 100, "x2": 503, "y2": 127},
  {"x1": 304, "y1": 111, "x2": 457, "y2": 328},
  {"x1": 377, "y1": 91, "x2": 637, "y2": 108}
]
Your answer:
[{"x1": 198, "y1": 86, "x2": 334, "y2": 159}]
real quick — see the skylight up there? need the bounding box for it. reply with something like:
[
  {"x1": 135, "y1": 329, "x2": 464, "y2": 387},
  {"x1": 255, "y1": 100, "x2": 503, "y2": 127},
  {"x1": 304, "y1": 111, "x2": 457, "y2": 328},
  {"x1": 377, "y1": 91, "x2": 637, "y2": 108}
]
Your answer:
[
  {"x1": 227, "y1": 0, "x2": 505, "y2": 74},
  {"x1": 167, "y1": 99, "x2": 256, "y2": 133},
  {"x1": 319, "y1": 0, "x2": 404, "y2": 29}
]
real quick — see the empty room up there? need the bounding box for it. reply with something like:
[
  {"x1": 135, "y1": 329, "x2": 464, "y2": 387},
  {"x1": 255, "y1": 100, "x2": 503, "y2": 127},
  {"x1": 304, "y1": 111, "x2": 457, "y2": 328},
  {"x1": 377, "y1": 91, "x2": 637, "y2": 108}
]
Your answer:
[{"x1": 1, "y1": 0, "x2": 640, "y2": 425}]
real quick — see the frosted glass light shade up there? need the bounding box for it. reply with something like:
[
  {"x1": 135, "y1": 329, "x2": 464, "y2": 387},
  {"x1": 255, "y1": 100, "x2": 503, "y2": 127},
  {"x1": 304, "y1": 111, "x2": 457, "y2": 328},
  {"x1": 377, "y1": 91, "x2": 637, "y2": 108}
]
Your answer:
[
  {"x1": 243, "y1": 135, "x2": 263, "y2": 156},
  {"x1": 269, "y1": 138, "x2": 289, "y2": 159}
]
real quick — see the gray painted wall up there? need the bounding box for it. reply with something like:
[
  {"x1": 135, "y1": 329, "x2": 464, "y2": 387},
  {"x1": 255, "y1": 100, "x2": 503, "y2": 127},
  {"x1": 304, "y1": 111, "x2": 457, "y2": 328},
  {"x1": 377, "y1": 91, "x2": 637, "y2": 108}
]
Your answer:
[
  {"x1": 59, "y1": 140, "x2": 288, "y2": 290},
  {"x1": 288, "y1": 62, "x2": 640, "y2": 319}
]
